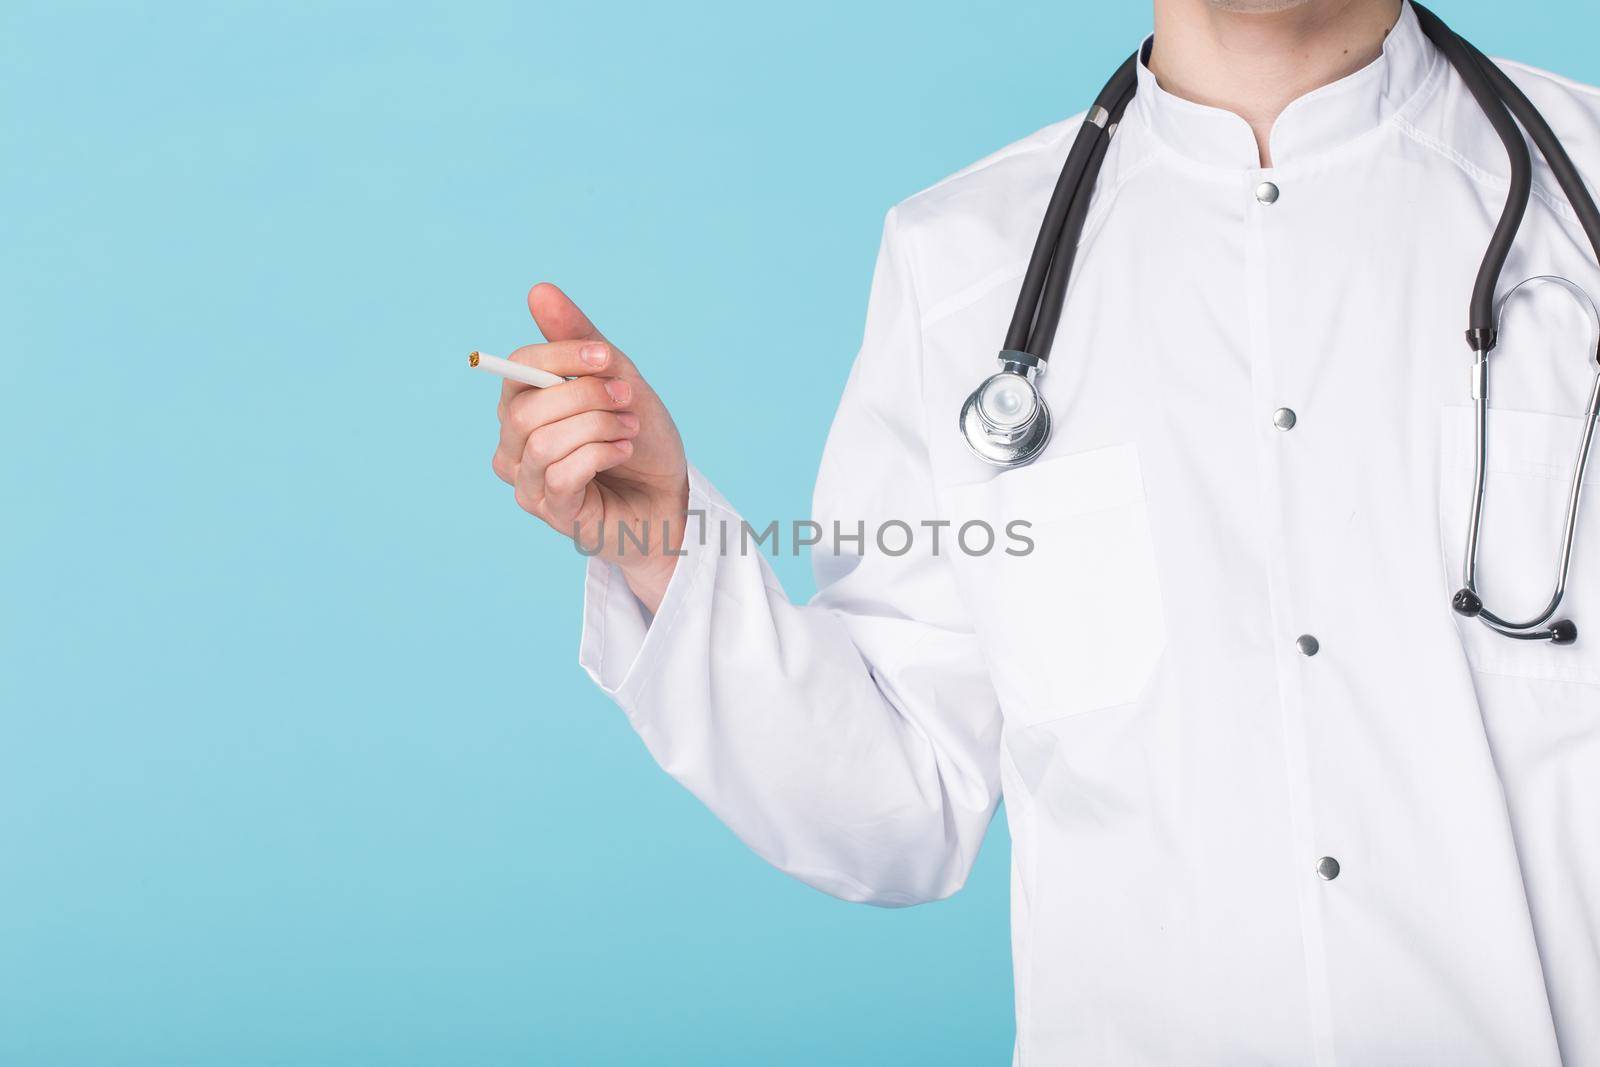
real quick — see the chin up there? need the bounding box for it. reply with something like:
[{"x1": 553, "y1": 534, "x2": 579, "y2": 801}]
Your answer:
[{"x1": 1207, "y1": 0, "x2": 1316, "y2": 11}]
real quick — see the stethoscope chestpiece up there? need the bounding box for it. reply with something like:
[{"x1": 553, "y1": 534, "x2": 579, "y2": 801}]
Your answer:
[{"x1": 959, "y1": 352, "x2": 1052, "y2": 469}]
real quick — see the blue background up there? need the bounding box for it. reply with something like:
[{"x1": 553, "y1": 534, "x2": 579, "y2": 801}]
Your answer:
[{"x1": 2, "y1": 2, "x2": 1592, "y2": 1063}]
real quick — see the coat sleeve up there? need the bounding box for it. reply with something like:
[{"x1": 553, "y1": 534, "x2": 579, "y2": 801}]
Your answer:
[{"x1": 578, "y1": 207, "x2": 1004, "y2": 906}]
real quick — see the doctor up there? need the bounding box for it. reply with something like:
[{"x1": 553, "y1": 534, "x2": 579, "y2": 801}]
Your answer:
[{"x1": 489, "y1": 0, "x2": 1600, "y2": 1062}]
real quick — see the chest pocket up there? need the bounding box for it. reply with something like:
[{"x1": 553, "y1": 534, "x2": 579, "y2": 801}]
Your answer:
[
  {"x1": 939, "y1": 444, "x2": 1168, "y2": 728},
  {"x1": 1439, "y1": 404, "x2": 1600, "y2": 686}
]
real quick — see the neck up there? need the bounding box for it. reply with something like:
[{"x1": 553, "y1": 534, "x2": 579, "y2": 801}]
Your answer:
[{"x1": 1148, "y1": 0, "x2": 1403, "y2": 166}]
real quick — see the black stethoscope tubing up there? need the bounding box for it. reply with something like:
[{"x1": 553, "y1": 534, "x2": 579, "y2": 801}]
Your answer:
[
  {"x1": 1009, "y1": 4, "x2": 1600, "y2": 360},
  {"x1": 984, "y1": 2, "x2": 1600, "y2": 645}
]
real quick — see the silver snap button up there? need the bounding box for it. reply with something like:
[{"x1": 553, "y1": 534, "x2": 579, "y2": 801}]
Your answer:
[
  {"x1": 1273, "y1": 407, "x2": 1297, "y2": 431},
  {"x1": 1296, "y1": 634, "x2": 1320, "y2": 657},
  {"x1": 1315, "y1": 856, "x2": 1341, "y2": 881},
  {"x1": 1256, "y1": 181, "x2": 1280, "y2": 205}
]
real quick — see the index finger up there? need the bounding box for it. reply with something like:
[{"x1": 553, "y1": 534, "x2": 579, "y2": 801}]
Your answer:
[
  {"x1": 496, "y1": 340, "x2": 640, "y2": 408},
  {"x1": 515, "y1": 338, "x2": 638, "y2": 376}
]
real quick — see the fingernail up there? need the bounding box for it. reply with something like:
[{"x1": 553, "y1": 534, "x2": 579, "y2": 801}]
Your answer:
[
  {"x1": 605, "y1": 379, "x2": 630, "y2": 403},
  {"x1": 581, "y1": 344, "x2": 608, "y2": 368},
  {"x1": 617, "y1": 412, "x2": 640, "y2": 432},
  {"x1": 616, "y1": 439, "x2": 634, "y2": 453}
]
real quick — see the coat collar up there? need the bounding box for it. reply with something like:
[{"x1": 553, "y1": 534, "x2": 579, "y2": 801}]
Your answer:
[{"x1": 1129, "y1": 1, "x2": 1438, "y2": 171}]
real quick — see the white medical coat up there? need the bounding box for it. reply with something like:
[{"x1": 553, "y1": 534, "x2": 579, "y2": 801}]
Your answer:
[{"x1": 580, "y1": 5, "x2": 1600, "y2": 1062}]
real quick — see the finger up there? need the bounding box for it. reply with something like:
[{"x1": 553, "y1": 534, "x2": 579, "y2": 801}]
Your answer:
[
  {"x1": 508, "y1": 409, "x2": 630, "y2": 503},
  {"x1": 523, "y1": 410, "x2": 640, "y2": 471},
  {"x1": 537, "y1": 439, "x2": 636, "y2": 524},
  {"x1": 528, "y1": 282, "x2": 605, "y2": 344},
  {"x1": 491, "y1": 445, "x2": 517, "y2": 485},
  {"x1": 503, "y1": 338, "x2": 640, "y2": 381},
  {"x1": 495, "y1": 337, "x2": 637, "y2": 412},
  {"x1": 497, "y1": 376, "x2": 633, "y2": 470}
]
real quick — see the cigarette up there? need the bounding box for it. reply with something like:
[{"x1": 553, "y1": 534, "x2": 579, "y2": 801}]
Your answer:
[{"x1": 467, "y1": 351, "x2": 564, "y2": 389}]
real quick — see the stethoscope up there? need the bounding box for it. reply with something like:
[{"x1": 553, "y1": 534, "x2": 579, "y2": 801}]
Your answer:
[{"x1": 960, "y1": 3, "x2": 1600, "y2": 645}]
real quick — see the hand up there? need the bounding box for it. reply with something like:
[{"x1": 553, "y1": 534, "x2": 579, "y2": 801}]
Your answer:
[{"x1": 492, "y1": 283, "x2": 689, "y2": 613}]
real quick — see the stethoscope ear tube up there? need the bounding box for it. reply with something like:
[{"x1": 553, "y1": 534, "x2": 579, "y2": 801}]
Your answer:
[
  {"x1": 1391, "y1": 6, "x2": 1600, "y2": 646},
  {"x1": 1452, "y1": 276, "x2": 1600, "y2": 645}
]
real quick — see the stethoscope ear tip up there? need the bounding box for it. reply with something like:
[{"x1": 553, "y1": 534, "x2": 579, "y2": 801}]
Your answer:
[
  {"x1": 1451, "y1": 589, "x2": 1485, "y2": 618},
  {"x1": 1449, "y1": 590, "x2": 1578, "y2": 644}
]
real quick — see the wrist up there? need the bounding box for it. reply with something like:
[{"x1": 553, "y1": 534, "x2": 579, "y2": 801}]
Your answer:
[
  {"x1": 618, "y1": 553, "x2": 678, "y2": 615},
  {"x1": 617, "y1": 479, "x2": 690, "y2": 614}
]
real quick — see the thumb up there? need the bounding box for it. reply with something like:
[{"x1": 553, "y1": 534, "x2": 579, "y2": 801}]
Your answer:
[{"x1": 528, "y1": 282, "x2": 606, "y2": 344}]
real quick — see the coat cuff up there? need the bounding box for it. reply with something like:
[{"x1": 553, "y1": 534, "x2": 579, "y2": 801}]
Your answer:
[{"x1": 577, "y1": 464, "x2": 720, "y2": 704}]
